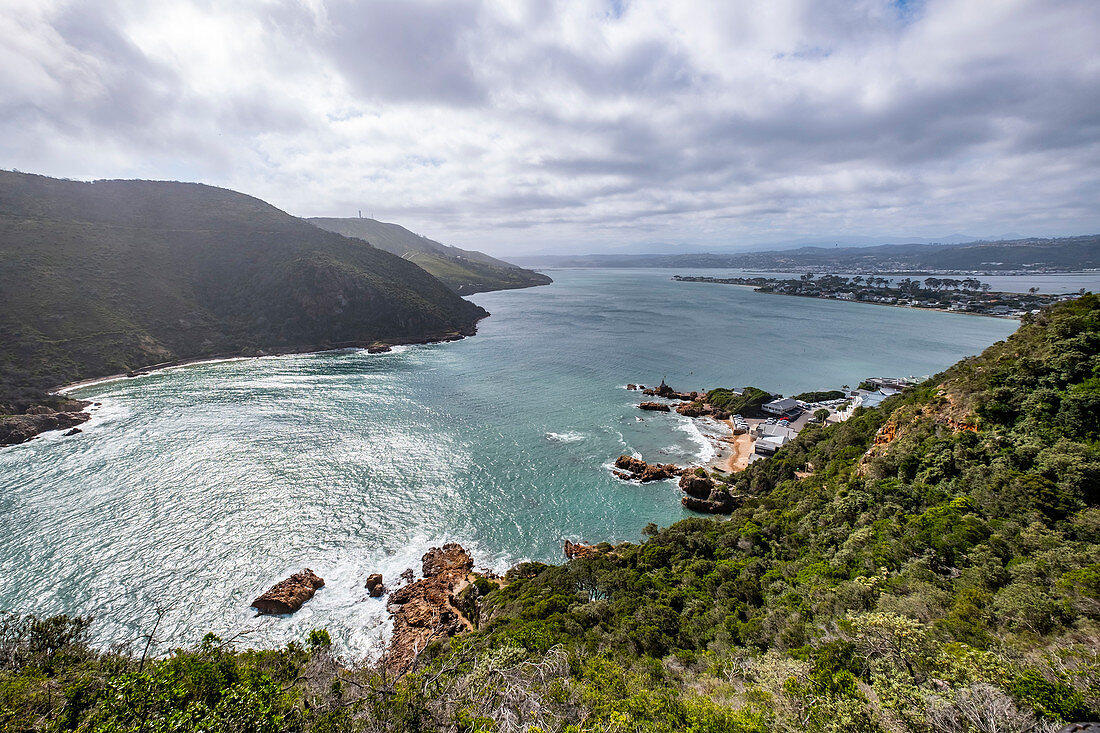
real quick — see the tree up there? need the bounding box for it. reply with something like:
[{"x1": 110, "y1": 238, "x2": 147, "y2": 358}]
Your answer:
[{"x1": 814, "y1": 408, "x2": 831, "y2": 423}]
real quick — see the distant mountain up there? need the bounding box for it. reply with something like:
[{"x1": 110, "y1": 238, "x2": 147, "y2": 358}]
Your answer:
[
  {"x1": 309, "y1": 217, "x2": 552, "y2": 295},
  {"x1": 513, "y1": 235, "x2": 1100, "y2": 272},
  {"x1": 0, "y1": 171, "x2": 488, "y2": 413}
]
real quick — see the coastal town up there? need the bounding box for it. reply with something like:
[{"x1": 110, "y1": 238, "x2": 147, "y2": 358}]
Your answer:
[
  {"x1": 673, "y1": 273, "x2": 1083, "y2": 317},
  {"x1": 616, "y1": 377, "x2": 924, "y2": 513}
]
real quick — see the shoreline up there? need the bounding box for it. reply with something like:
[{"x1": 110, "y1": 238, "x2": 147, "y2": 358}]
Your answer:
[
  {"x1": 53, "y1": 329, "x2": 476, "y2": 396},
  {"x1": 0, "y1": 329, "x2": 480, "y2": 447},
  {"x1": 679, "y1": 280, "x2": 1022, "y2": 320}
]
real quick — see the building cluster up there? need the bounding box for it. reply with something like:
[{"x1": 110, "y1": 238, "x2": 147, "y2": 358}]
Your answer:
[{"x1": 673, "y1": 274, "x2": 1082, "y2": 318}]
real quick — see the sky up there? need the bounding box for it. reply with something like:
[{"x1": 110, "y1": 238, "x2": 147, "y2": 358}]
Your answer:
[{"x1": 2, "y1": 0, "x2": 1099, "y2": 256}]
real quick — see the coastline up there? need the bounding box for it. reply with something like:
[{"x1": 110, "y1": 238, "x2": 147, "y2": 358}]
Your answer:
[
  {"x1": 54, "y1": 329, "x2": 476, "y2": 395},
  {"x1": 0, "y1": 328, "x2": 481, "y2": 448},
  {"x1": 681, "y1": 281, "x2": 1022, "y2": 320}
]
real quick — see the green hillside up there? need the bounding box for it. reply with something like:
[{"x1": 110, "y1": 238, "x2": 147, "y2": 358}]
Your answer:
[
  {"x1": 309, "y1": 217, "x2": 552, "y2": 295},
  {"x1": 4, "y1": 297, "x2": 1099, "y2": 731},
  {"x1": 0, "y1": 171, "x2": 487, "y2": 413}
]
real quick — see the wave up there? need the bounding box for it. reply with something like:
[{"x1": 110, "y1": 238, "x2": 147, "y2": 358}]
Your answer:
[
  {"x1": 674, "y1": 417, "x2": 716, "y2": 464},
  {"x1": 545, "y1": 431, "x2": 585, "y2": 443}
]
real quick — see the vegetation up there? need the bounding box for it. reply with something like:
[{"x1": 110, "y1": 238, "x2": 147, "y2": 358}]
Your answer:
[
  {"x1": 308, "y1": 217, "x2": 552, "y2": 295},
  {"x1": 0, "y1": 172, "x2": 488, "y2": 414},
  {"x1": 4, "y1": 296, "x2": 1100, "y2": 731},
  {"x1": 706, "y1": 386, "x2": 774, "y2": 417},
  {"x1": 793, "y1": 390, "x2": 846, "y2": 402}
]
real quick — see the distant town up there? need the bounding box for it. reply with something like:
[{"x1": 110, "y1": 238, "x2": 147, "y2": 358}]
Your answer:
[{"x1": 673, "y1": 273, "x2": 1085, "y2": 317}]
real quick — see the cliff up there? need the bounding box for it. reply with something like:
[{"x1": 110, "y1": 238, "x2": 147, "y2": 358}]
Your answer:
[{"x1": 0, "y1": 171, "x2": 488, "y2": 417}]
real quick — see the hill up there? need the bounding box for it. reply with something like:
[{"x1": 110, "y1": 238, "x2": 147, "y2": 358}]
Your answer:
[
  {"x1": 4, "y1": 297, "x2": 1100, "y2": 731},
  {"x1": 515, "y1": 234, "x2": 1100, "y2": 273},
  {"x1": 0, "y1": 171, "x2": 488, "y2": 415},
  {"x1": 308, "y1": 217, "x2": 552, "y2": 295}
]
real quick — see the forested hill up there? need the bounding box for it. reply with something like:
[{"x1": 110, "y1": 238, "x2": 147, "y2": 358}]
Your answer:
[
  {"x1": 5, "y1": 298, "x2": 1100, "y2": 731},
  {"x1": 309, "y1": 216, "x2": 552, "y2": 295},
  {"x1": 0, "y1": 171, "x2": 487, "y2": 412}
]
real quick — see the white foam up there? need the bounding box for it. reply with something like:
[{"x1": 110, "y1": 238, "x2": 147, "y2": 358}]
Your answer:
[
  {"x1": 545, "y1": 431, "x2": 585, "y2": 443},
  {"x1": 674, "y1": 416, "x2": 716, "y2": 464}
]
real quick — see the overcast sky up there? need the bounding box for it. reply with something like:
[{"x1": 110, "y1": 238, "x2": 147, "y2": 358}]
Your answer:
[{"x1": 2, "y1": 0, "x2": 1099, "y2": 255}]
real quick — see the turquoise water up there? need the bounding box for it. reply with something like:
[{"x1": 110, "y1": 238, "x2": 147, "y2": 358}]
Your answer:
[{"x1": 0, "y1": 268, "x2": 1018, "y2": 655}]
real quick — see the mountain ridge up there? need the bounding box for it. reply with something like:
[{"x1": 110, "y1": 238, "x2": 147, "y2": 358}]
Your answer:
[
  {"x1": 0, "y1": 170, "x2": 488, "y2": 416},
  {"x1": 309, "y1": 216, "x2": 552, "y2": 295}
]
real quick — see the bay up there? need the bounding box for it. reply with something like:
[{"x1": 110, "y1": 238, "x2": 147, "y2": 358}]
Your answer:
[{"x1": 0, "y1": 268, "x2": 1019, "y2": 655}]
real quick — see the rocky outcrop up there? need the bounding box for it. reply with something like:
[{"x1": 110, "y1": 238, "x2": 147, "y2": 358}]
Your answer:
[
  {"x1": 366, "y1": 573, "x2": 385, "y2": 597},
  {"x1": 642, "y1": 380, "x2": 698, "y2": 401},
  {"x1": 0, "y1": 402, "x2": 91, "y2": 446},
  {"x1": 613, "y1": 455, "x2": 683, "y2": 482},
  {"x1": 682, "y1": 489, "x2": 742, "y2": 514},
  {"x1": 639, "y1": 401, "x2": 671, "y2": 412},
  {"x1": 564, "y1": 539, "x2": 600, "y2": 559},
  {"x1": 252, "y1": 569, "x2": 325, "y2": 615},
  {"x1": 678, "y1": 471, "x2": 715, "y2": 499},
  {"x1": 675, "y1": 401, "x2": 731, "y2": 419},
  {"x1": 387, "y1": 543, "x2": 475, "y2": 674}
]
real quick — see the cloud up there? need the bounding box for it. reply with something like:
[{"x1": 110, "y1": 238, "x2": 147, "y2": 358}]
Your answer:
[{"x1": 0, "y1": 0, "x2": 1097, "y2": 255}]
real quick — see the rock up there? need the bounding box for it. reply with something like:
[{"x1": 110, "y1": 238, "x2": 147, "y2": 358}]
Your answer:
[
  {"x1": 366, "y1": 573, "x2": 385, "y2": 597},
  {"x1": 387, "y1": 543, "x2": 475, "y2": 675},
  {"x1": 564, "y1": 539, "x2": 600, "y2": 559},
  {"x1": 626, "y1": 384, "x2": 638, "y2": 390},
  {"x1": 675, "y1": 401, "x2": 730, "y2": 420},
  {"x1": 0, "y1": 409, "x2": 91, "y2": 447},
  {"x1": 640, "y1": 463, "x2": 681, "y2": 481},
  {"x1": 681, "y1": 489, "x2": 743, "y2": 514},
  {"x1": 63, "y1": 427, "x2": 82, "y2": 436},
  {"x1": 678, "y1": 471, "x2": 714, "y2": 499},
  {"x1": 676, "y1": 401, "x2": 706, "y2": 417},
  {"x1": 639, "y1": 401, "x2": 671, "y2": 412},
  {"x1": 252, "y1": 569, "x2": 325, "y2": 615},
  {"x1": 613, "y1": 454, "x2": 682, "y2": 482},
  {"x1": 367, "y1": 344, "x2": 392, "y2": 354},
  {"x1": 422, "y1": 542, "x2": 474, "y2": 580},
  {"x1": 25, "y1": 405, "x2": 55, "y2": 415},
  {"x1": 642, "y1": 380, "x2": 695, "y2": 401}
]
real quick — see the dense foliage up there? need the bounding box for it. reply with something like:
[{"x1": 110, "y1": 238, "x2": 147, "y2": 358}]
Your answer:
[
  {"x1": 0, "y1": 171, "x2": 487, "y2": 413},
  {"x1": 792, "y1": 390, "x2": 846, "y2": 402},
  {"x1": 706, "y1": 386, "x2": 774, "y2": 417},
  {"x1": 4, "y1": 296, "x2": 1099, "y2": 732}
]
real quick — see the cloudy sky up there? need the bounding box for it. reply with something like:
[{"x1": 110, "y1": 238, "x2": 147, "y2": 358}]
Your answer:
[{"x1": 2, "y1": 0, "x2": 1099, "y2": 255}]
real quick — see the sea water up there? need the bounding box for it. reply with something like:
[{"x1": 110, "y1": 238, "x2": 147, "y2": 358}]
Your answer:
[{"x1": 0, "y1": 268, "x2": 1024, "y2": 655}]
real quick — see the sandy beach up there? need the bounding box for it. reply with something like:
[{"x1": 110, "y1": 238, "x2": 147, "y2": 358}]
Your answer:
[{"x1": 707, "y1": 419, "x2": 756, "y2": 473}]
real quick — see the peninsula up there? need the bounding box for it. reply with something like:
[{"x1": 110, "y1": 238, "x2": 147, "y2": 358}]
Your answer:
[{"x1": 674, "y1": 273, "x2": 1083, "y2": 317}]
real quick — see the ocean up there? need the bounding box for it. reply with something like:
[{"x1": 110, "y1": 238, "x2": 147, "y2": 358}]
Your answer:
[{"x1": 0, "y1": 268, "x2": 1033, "y2": 655}]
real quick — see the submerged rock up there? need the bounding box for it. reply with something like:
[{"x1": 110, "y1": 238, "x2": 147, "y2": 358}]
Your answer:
[{"x1": 252, "y1": 569, "x2": 325, "y2": 615}]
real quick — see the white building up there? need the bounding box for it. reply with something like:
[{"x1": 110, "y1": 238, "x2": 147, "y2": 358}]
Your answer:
[{"x1": 762, "y1": 397, "x2": 799, "y2": 415}]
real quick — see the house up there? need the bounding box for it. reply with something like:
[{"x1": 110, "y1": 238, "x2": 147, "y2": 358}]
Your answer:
[
  {"x1": 762, "y1": 397, "x2": 799, "y2": 415},
  {"x1": 754, "y1": 425, "x2": 797, "y2": 455}
]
